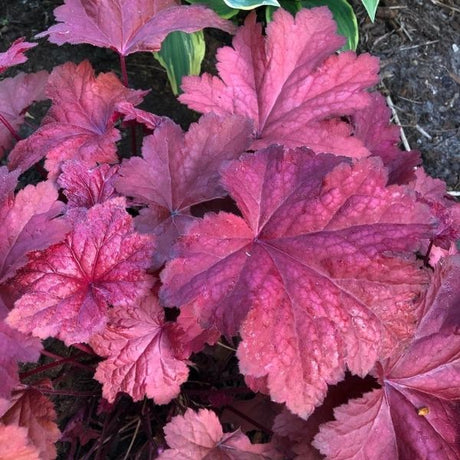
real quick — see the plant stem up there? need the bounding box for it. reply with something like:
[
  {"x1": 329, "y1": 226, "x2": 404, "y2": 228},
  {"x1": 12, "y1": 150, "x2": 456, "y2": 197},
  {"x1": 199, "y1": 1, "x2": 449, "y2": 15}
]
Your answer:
[
  {"x1": 0, "y1": 113, "x2": 20, "y2": 141},
  {"x1": 119, "y1": 53, "x2": 129, "y2": 87}
]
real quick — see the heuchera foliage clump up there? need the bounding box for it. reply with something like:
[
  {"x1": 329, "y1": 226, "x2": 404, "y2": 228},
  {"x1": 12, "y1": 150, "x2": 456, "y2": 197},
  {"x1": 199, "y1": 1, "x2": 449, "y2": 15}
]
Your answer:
[{"x1": 0, "y1": 1, "x2": 459, "y2": 458}]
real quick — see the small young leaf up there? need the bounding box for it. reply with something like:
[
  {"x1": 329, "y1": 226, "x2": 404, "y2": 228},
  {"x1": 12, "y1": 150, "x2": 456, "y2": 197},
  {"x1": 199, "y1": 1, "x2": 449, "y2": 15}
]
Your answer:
[
  {"x1": 361, "y1": 0, "x2": 380, "y2": 22},
  {"x1": 154, "y1": 31, "x2": 206, "y2": 95}
]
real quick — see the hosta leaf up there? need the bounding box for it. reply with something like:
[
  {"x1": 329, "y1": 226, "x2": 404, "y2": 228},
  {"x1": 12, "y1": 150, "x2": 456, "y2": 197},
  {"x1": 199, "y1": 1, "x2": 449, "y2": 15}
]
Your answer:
[
  {"x1": 361, "y1": 0, "x2": 380, "y2": 22},
  {"x1": 161, "y1": 147, "x2": 435, "y2": 418},
  {"x1": 224, "y1": 0, "x2": 280, "y2": 10}
]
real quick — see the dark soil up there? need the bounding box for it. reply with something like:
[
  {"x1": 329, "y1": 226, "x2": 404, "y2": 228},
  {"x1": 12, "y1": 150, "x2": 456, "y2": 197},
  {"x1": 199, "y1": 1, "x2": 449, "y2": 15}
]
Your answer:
[{"x1": 1, "y1": 0, "x2": 458, "y2": 189}]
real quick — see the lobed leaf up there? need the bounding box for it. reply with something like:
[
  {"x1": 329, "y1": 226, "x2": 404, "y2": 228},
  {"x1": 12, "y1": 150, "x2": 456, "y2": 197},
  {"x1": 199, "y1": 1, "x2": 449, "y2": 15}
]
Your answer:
[
  {"x1": 7, "y1": 198, "x2": 155, "y2": 345},
  {"x1": 0, "y1": 38, "x2": 37, "y2": 73},
  {"x1": 161, "y1": 147, "x2": 435, "y2": 418}
]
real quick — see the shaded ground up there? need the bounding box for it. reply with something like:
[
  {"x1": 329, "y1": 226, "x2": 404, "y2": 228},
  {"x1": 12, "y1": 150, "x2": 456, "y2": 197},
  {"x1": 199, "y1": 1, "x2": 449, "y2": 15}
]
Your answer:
[{"x1": 1, "y1": 0, "x2": 459, "y2": 189}]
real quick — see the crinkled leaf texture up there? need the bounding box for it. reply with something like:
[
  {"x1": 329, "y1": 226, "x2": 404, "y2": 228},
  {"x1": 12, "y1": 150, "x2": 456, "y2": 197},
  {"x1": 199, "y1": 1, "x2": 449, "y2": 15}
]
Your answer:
[
  {"x1": 37, "y1": 0, "x2": 236, "y2": 56},
  {"x1": 58, "y1": 160, "x2": 120, "y2": 208},
  {"x1": 7, "y1": 198, "x2": 155, "y2": 345},
  {"x1": 161, "y1": 147, "x2": 435, "y2": 418},
  {"x1": 90, "y1": 294, "x2": 189, "y2": 404},
  {"x1": 8, "y1": 61, "x2": 146, "y2": 178},
  {"x1": 0, "y1": 167, "x2": 69, "y2": 315},
  {"x1": 0, "y1": 424, "x2": 41, "y2": 460},
  {"x1": 0, "y1": 38, "x2": 36, "y2": 73},
  {"x1": 159, "y1": 408, "x2": 281, "y2": 459},
  {"x1": 0, "y1": 385, "x2": 60, "y2": 460},
  {"x1": 313, "y1": 255, "x2": 460, "y2": 459},
  {"x1": 0, "y1": 71, "x2": 48, "y2": 158},
  {"x1": 116, "y1": 113, "x2": 252, "y2": 268},
  {"x1": 180, "y1": 7, "x2": 379, "y2": 155}
]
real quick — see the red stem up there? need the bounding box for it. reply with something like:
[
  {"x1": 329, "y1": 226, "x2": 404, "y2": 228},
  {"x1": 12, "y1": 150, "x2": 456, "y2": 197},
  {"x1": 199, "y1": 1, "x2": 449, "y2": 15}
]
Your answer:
[
  {"x1": 119, "y1": 53, "x2": 129, "y2": 87},
  {"x1": 30, "y1": 385, "x2": 99, "y2": 397},
  {"x1": 19, "y1": 355, "x2": 94, "y2": 379},
  {"x1": 224, "y1": 405, "x2": 273, "y2": 435},
  {"x1": 0, "y1": 113, "x2": 20, "y2": 141}
]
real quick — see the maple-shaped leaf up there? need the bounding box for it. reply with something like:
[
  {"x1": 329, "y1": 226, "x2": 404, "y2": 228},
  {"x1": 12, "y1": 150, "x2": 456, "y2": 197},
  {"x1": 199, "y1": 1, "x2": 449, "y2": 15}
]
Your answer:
[
  {"x1": 180, "y1": 7, "x2": 379, "y2": 155},
  {"x1": 313, "y1": 254, "x2": 460, "y2": 459},
  {"x1": 37, "y1": 0, "x2": 235, "y2": 56},
  {"x1": 0, "y1": 71, "x2": 48, "y2": 158},
  {"x1": 0, "y1": 38, "x2": 36, "y2": 73},
  {"x1": 161, "y1": 147, "x2": 435, "y2": 418},
  {"x1": 58, "y1": 160, "x2": 120, "y2": 208},
  {"x1": 159, "y1": 408, "x2": 281, "y2": 459},
  {"x1": 90, "y1": 294, "x2": 189, "y2": 404},
  {"x1": 0, "y1": 424, "x2": 41, "y2": 460},
  {"x1": 116, "y1": 113, "x2": 252, "y2": 268},
  {"x1": 8, "y1": 61, "x2": 147, "y2": 178},
  {"x1": 7, "y1": 198, "x2": 155, "y2": 345},
  {"x1": 115, "y1": 101, "x2": 165, "y2": 131},
  {"x1": 0, "y1": 322, "x2": 42, "y2": 401},
  {"x1": 0, "y1": 385, "x2": 60, "y2": 460},
  {"x1": 352, "y1": 93, "x2": 420, "y2": 185},
  {"x1": 0, "y1": 167, "x2": 69, "y2": 315}
]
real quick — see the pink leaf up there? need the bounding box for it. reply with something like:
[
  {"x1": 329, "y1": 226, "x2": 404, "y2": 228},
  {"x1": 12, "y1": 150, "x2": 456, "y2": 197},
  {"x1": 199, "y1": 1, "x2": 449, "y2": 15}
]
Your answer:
[
  {"x1": 180, "y1": 8, "x2": 379, "y2": 155},
  {"x1": 313, "y1": 254, "x2": 460, "y2": 459},
  {"x1": 0, "y1": 167, "x2": 69, "y2": 315},
  {"x1": 90, "y1": 294, "x2": 189, "y2": 404},
  {"x1": 0, "y1": 71, "x2": 48, "y2": 158},
  {"x1": 0, "y1": 385, "x2": 60, "y2": 460},
  {"x1": 161, "y1": 147, "x2": 435, "y2": 418},
  {"x1": 116, "y1": 113, "x2": 252, "y2": 267},
  {"x1": 7, "y1": 198, "x2": 155, "y2": 345},
  {"x1": 37, "y1": 0, "x2": 235, "y2": 56},
  {"x1": 8, "y1": 61, "x2": 147, "y2": 177},
  {"x1": 0, "y1": 38, "x2": 36, "y2": 73},
  {"x1": 58, "y1": 160, "x2": 120, "y2": 208},
  {"x1": 0, "y1": 322, "x2": 42, "y2": 401},
  {"x1": 159, "y1": 408, "x2": 281, "y2": 459},
  {"x1": 0, "y1": 424, "x2": 41, "y2": 460}
]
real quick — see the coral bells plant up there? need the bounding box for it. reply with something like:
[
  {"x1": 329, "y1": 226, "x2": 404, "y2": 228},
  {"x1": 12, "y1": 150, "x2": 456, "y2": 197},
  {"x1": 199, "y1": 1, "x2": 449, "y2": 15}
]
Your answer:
[{"x1": 0, "y1": 2, "x2": 459, "y2": 459}]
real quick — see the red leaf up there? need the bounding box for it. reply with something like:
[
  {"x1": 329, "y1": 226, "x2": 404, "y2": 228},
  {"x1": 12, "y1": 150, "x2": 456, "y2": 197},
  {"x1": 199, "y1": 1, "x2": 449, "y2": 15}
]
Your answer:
[
  {"x1": 0, "y1": 167, "x2": 69, "y2": 315},
  {"x1": 0, "y1": 424, "x2": 41, "y2": 460},
  {"x1": 58, "y1": 160, "x2": 120, "y2": 208},
  {"x1": 0, "y1": 38, "x2": 36, "y2": 73},
  {"x1": 37, "y1": 0, "x2": 235, "y2": 56},
  {"x1": 0, "y1": 71, "x2": 48, "y2": 158},
  {"x1": 90, "y1": 294, "x2": 189, "y2": 404},
  {"x1": 313, "y1": 255, "x2": 460, "y2": 459},
  {"x1": 0, "y1": 322, "x2": 42, "y2": 401},
  {"x1": 116, "y1": 113, "x2": 252, "y2": 268},
  {"x1": 8, "y1": 61, "x2": 147, "y2": 177},
  {"x1": 0, "y1": 386, "x2": 60, "y2": 460},
  {"x1": 161, "y1": 147, "x2": 434, "y2": 418},
  {"x1": 7, "y1": 198, "x2": 155, "y2": 345},
  {"x1": 180, "y1": 8, "x2": 379, "y2": 155},
  {"x1": 159, "y1": 408, "x2": 281, "y2": 459}
]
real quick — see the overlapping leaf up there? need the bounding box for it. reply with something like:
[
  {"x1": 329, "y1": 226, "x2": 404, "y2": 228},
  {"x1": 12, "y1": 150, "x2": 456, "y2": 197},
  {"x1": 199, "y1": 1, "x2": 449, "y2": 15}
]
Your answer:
[
  {"x1": 7, "y1": 198, "x2": 155, "y2": 345},
  {"x1": 0, "y1": 71, "x2": 48, "y2": 158},
  {"x1": 159, "y1": 408, "x2": 281, "y2": 459},
  {"x1": 36, "y1": 0, "x2": 236, "y2": 56},
  {"x1": 116, "y1": 113, "x2": 252, "y2": 268},
  {"x1": 58, "y1": 161, "x2": 120, "y2": 208},
  {"x1": 180, "y1": 7, "x2": 379, "y2": 155},
  {"x1": 0, "y1": 38, "x2": 36, "y2": 73},
  {"x1": 0, "y1": 424, "x2": 41, "y2": 460},
  {"x1": 8, "y1": 61, "x2": 147, "y2": 177},
  {"x1": 90, "y1": 294, "x2": 189, "y2": 404},
  {"x1": 313, "y1": 255, "x2": 460, "y2": 459},
  {"x1": 161, "y1": 147, "x2": 435, "y2": 418},
  {"x1": 0, "y1": 385, "x2": 60, "y2": 460},
  {"x1": 0, "y1": 167, "x2": 69, "y2": 315}
]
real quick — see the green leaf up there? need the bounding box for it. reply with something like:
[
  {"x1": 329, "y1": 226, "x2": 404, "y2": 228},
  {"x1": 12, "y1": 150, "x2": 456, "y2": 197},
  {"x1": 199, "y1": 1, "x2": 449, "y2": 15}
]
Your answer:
[
  {"x1": 224, "y1": 0, "x2": 280, "y2": 11},
  {"x1": 361, "y1": 0, "x2": 379, "y2": 22},
  {"x1": 300, "y1": 0, "x2": 358, "y2": 50},
  {"x1": 154, "y1": 31, "x2": 206, "y2": 96},
  {"x1": 185, "y1": 0, "x2": 239, "y2": 19}
]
